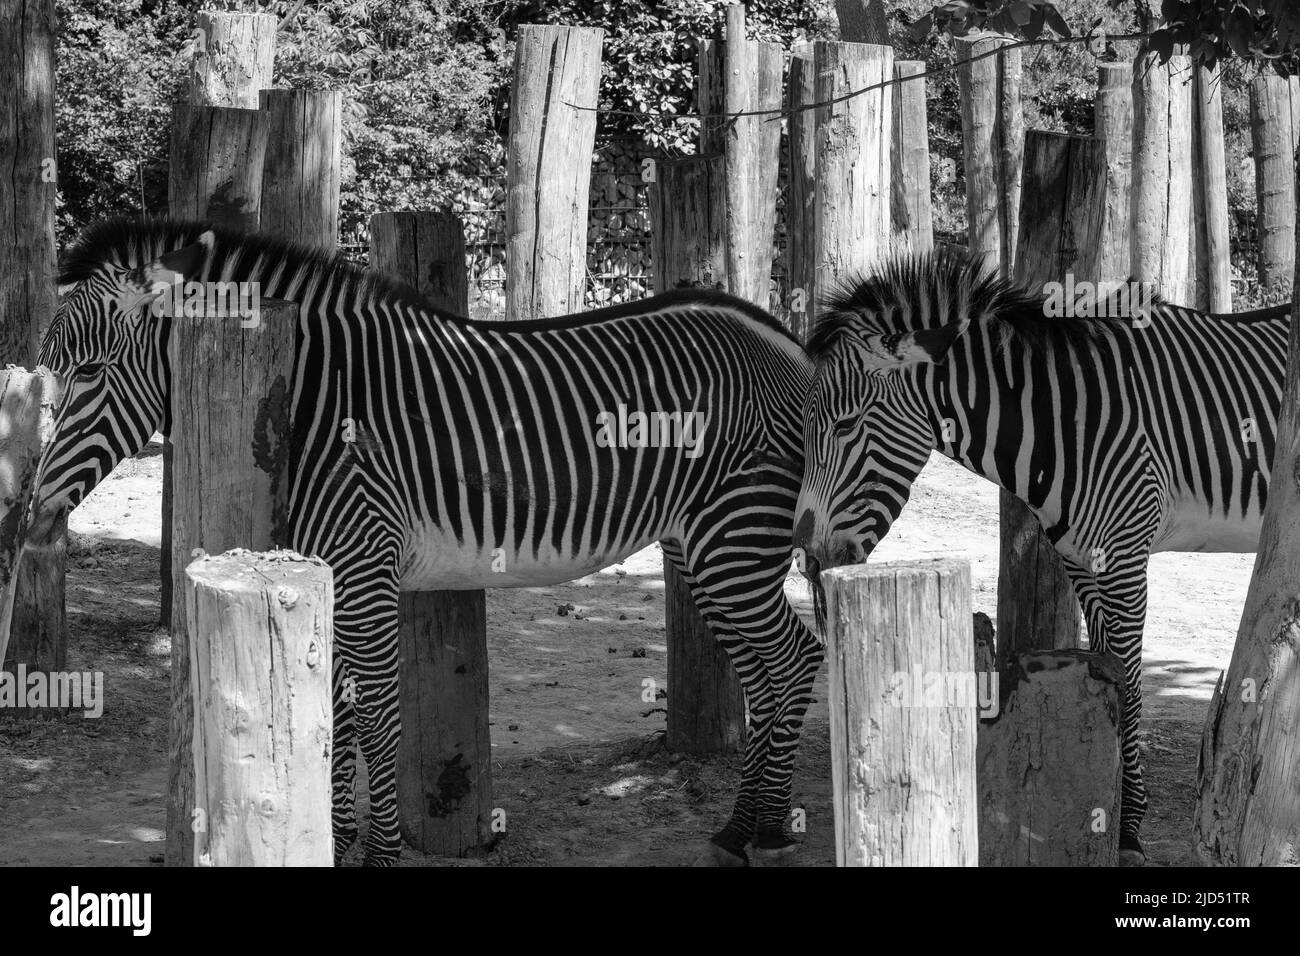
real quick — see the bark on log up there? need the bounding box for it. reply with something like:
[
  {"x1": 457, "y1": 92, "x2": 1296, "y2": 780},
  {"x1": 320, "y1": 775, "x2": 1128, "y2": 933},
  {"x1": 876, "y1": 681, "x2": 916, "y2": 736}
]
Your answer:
[
  {"x1": 1248, "y1": 74, "x2": 1300, "y2": 306},
  {"x1": 1095, "y1": 63, "x2": 1133, "y2": 286},
  {"x1": 166, "y1": 299, "x2": 298, "y2": 866},
  {"x1": 822, "y1": 558, "x2": 978, "y2": 866},
  {"x1": 649, "y1": 157, "x2": 746, "y2": 754},
  {"x1": 1190, "y1": 64, "x2": 1232, "y2": 312},
  {"x1": 1130, "y1": 53, "x2": 1193, "y2": 305},
  {"x1": 186, "y1": 548, "x2": 332, "y2": 866},
  {"x1": 957, "y1": 33, "x2": 1024, "y2": 277},
  {"x1": 189, "y1": 11, "x2": 276, "y2": 110},
  {"x1": 998, "y1": 131, "x2": 1099, "y2": 668},
  {"x1": 696, "y1": 6, "x2": 783, "y2": 309},
  {"x1": 369, "y1": 210, "x2": 495, "y2": 856},
  {"x1": 258, "y1": 89, "x2": 342, "y2": 250},
  {"x1": 811, "y1": 40, "x2": 893, "y2": 332},
  {"x1": 504, "y1": 25, "x2": 603, "y2": 320},
  {"x1": 786, "y1": 44, "x2": 816, "y2": 343},
  {"x1": 891, "y1": 60, "x2": 933, "y2": 253},
  {"x1": 978, "y1": 649, "x2": 1124, "y2": 866}
]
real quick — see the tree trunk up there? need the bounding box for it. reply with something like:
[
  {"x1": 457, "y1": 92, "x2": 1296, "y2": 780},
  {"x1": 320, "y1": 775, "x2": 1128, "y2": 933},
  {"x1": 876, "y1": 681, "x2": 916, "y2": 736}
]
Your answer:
[
  {"x1": 1094, "y1": 63, "x2": 1133, "y2": 285},
  {"x1": 257, "y1": 90, "x2": 342, "y2": 250},
  {"x1": 835, "y1": 0, "x2": 890, "y2": 46},
  {"x1": 186, "y1": 549, "x2": 332, "y2": 866},
  {"x1": 821, "y1": 558, "x2": 978, "y2": 866},
  {"x1": 891, "y1": 60, "x2": 933, "y2": 253},
  {"x1": 190, "y1": 11, "x2": 276, "y2": 109},
  {"x1": 785, "y1": 44, "x2": 815, "y2": 343},
  {"x1": 1194, "y1": 149, "x2": 1300, "y2": 865},
  {"x1": 1248, "y1": 74, "x2": 1300, "y2": 306},
  {"x1": 1190, "y1": 64, "x2": 1232, "y2": 312}
]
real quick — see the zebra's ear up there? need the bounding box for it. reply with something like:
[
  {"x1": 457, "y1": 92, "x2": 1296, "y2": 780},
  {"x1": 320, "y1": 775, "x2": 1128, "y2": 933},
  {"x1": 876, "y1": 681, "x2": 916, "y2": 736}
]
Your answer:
[
  {"x1": 861, "y1": 321, "x2": 965, "y2": 368},
  {"x1": 147, "y1": 230, "x2": 216, "y2": 285}
]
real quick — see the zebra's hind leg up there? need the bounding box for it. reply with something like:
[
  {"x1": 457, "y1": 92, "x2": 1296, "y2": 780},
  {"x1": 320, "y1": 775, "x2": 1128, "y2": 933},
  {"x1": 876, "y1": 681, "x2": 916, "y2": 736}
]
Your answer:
[
  {"x1": 332, "y1": 655, "x2": 360, "y2": 863},
  {"x1": 661, "y1": 540, "x2": 775, "y2": 867}
]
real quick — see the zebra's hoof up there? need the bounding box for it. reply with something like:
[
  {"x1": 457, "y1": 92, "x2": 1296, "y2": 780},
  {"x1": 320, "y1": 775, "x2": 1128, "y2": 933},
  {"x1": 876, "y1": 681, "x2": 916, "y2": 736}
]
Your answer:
[
  {"x1": 1118, "y1": 835, "x2": 1146, "y2": 867},
  {"x1": 751, "y1": 843, "x2": 799, "y2": 867},
  {"x1": 692, "y1": 842, "x2": 749, "y2": 867}
]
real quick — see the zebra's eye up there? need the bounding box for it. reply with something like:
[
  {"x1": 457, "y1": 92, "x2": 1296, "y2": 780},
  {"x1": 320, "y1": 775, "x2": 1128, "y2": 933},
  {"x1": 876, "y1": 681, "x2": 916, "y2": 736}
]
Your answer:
[
  {"x1": 832, "y1": 417, "x2": 859, "y2": 438},
  {"x1": 74, "y1": 363, "x2": 105, "y2": 378}
]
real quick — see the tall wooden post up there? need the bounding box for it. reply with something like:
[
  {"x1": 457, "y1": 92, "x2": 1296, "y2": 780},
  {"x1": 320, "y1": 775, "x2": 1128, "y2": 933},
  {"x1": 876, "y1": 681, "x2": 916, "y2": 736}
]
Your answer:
[
  {"x1": 998, "y1": 131, "x2": 1102, "y2": 668},
  {"x1": 369, "y1": 211, "x2": 494, "y2": 856},
  {"x1": 1095, "y1": 62, "x2": 1133, "y2": 285},
  {"x1": 822, "y1": 558, "x2": 977, "y2": 866},
  {"x1": 892, "y1": 60, "x2": 933, "y2": 253},
  {"x1": 0, "y1": 0, "x2": 66, "y2": 684},
  {"x1": 956, "y1": 33, "x2": 1024, "y2": 277},
  {"x1": 168, "y1": 298, "x2": 299, "y2": 866},
  {"x1": 190, "y1": 11, "x2": 276, "y2": 108},
  {"x1": 1249, "y1": 74, "x2": 1300, "y2": 305},
  {"x1": 697, "y1": 6, "x2": 783, "y2": 308},
  {"x1": 786, "y1": 44, "x2": 816, "y2": 343},
  {"x1": 650, "y1": 157, "x2": 746, "y2": 754},
  {"x1": 1190, "y1": 64, "x2": 1231, "y2": 312},
  {"x1": 810, "y1": 40, "x2": 893, "y2": 332},
  {"x1": 258, "y1": 89, "x2": 342, "y2": 250},
  {"x1": 187, "y1": 549, "x2": 332, "y2": 867},
  {"x1": 504, "y1": 24, "x2": 603, "y2": 320},
  {"x1": 164, "y1": 100, "x2": 269, "y2": 868},
  {"x1": 1130, "y1": 52, "x2": 1192, "y2": 305}
]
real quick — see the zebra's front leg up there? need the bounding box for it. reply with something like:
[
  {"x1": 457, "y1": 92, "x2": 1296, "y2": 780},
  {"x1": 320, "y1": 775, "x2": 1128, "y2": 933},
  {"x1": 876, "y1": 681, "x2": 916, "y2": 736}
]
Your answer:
[{"x1": 332, "y1": 656, "x2": 360, "y2": 863}]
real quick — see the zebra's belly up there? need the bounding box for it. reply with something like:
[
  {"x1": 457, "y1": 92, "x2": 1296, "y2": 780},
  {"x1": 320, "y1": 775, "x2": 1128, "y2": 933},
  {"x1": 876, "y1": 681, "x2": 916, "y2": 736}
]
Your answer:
[
  {"x1": 1150, "y1": 496, "x2": 1263, "y2": 554},
  {"x1": 398, "y1": 521, "x2": 659, "y2": 590}
]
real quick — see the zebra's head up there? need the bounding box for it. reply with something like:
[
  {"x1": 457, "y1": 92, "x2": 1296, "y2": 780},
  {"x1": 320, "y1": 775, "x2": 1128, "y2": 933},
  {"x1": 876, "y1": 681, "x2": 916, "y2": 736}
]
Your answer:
[
  {"x1": 794, "y1": 251, "x2": 1003, "y2": 619},
  {"x1": 24, "y1": 221, "x2": 216, "y2": 548}
]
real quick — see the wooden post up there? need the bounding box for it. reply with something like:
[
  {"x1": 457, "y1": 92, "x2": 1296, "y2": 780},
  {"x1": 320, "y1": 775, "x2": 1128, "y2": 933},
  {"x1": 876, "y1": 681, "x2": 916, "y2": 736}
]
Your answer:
[
  {"x1": 696, "y1": 6, "x2": 784, "y2": 308},
  {"x1": 1095, "y1": 63, "x2": 1133, "y2": 285},
  {"x1": 1249, "y1": 74, "x2": 1300, "y2": 306},
  {"x1": 892, "y1": 60, "x2": 933, "y2": 253},
  {"x1": 504, "y1": 24, "x2": 603, "y2": 320},
  {"x1": 257, "y1": 90, "x2": 342, "y2": 250},
  {"x1": 167, "y1": 299, "x2": 298, "y2": 866},
  {"x1": 1190, "y1": 64, "x2": 1231, "y2": 312},
  {"x1": 822, "y1": 558, "x2": 978, "y2": 866},
  {"x1": 190, "y1": 11, "x2": 276, "y2": 109},
  {"x1": 956, "y1": 33, "x2": 1024, "y2": 277},
  {"x1": 187, "y1": 549, "x2": 332, "y2": 867},
  {"x1": 834, "y1": 0, "x2": 890, "y2": 45},
  {"x1": 649, "y1": 157, "x2": 746, "y2": 753},
  {"x1": 1130, "y1": 52, "x2": 1193, "y2": 305},
  {"x1": 998, "y1": 131, "x2": 1098, "y2": 668},
  {"x1": 0, "y1": 0, "x2": 65, "y2": 683},
  {"x1": 978, "y1": 649, "x2": 1124, "y2": 866},
  {"x1": 786, "y1": 44, "x2": 816, "y2": 343},
  {"x1": 369, "y1": 210, "x2": 495, "y2": 856},
  {"x1": 810, "y1": 40, "x2": 893, "y2": 332},
  {"x1": 0, "y1": 368, "x2": 62, "y2": 676}
]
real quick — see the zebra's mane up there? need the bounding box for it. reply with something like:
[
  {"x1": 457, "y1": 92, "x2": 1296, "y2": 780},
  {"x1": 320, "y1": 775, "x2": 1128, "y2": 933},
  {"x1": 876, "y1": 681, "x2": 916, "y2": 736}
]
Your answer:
[
  {"x1": 59, "y1": 217, "x2": 797, "y2": 343},
  {"x1": 805, "y1": 245, "x2": 1160, "y2": 362}
]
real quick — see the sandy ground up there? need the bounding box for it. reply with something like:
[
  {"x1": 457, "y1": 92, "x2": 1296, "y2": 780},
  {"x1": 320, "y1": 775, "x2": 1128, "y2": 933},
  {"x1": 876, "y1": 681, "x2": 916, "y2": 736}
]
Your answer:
[{"x1": 0, "y1": 442, "x2": 1243, "y2": 866}]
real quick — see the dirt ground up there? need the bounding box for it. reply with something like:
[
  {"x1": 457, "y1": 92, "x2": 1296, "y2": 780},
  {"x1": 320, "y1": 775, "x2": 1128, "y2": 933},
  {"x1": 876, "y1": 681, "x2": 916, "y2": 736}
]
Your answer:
[{"x1": 0, "y1": 440, "x2": 1239, "y2": 867}]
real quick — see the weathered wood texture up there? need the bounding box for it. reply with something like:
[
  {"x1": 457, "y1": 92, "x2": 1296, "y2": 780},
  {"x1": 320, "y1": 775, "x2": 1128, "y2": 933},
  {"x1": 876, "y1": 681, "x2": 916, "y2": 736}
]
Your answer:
[
  {"x1": 956, "y1": 33, "x2": 1023, "y2": 277},
  {"x1": 369, "y1": 210, "x2": 495, "y2": 856},
  {"x1": 649, "y1": 157, "x2": 747, "y2": 754},
  {"x1": 187, "y1": 549, "x2": 332, "y2": 866},
  {"x1": 978, "y1": 650, "x2": 1124, "y2": 866},
  {"x1": 1190, "y1": 64, "x2": 1232, "y2": 312},
  {"x1": 0, "y1": 0, "x2": 56, "y2": 362},
  {"x1": 786, "y1": 44, "x2": 816, "y2": 343},
  {"x1": 1248, "y1": 74, "x2": 1300, "y2": 306},
  {"x1": 1194, "y1": 191, "x2": 1300, "y2": 862},
  {"x1": 1130, "y1": 53, "x2": 1192, "y2": 305},
  {"x1": 999, "y1": 131, "x2": 1099, "y2": 668},
  {"x1": 189, "y1": 11, "x2": 276, "y2": 109},
  {"x1": 504, "y1": 24, "x2": 603, "y2": 321},
  {"x1": 891, "y1": 60, "x2": 933, "y2": 253},
  {"x1": 1095, "y1": 62, "x2": 1133, "y2": 285},
  {"x1": 810, "y1": 40, "x2": 893, "y2": 333},
  {"x1": 822, "y1": 558, "x2": 977, "y2": 866},
  {"x1": 0, "y1": 367, "x2": 63, "y2": 676},
  {"x1": 835, "y1": 0, "x2": 890, "y2": 45},
  {"x1": 166, "y1": 298, "x2": 298, "y2": 866},
  {"x1": 696, "y1": 6, "x2": 783, "y2": 309},
  {"x1": 258, "y1": 89, "x2": 342, "y2": 250}
]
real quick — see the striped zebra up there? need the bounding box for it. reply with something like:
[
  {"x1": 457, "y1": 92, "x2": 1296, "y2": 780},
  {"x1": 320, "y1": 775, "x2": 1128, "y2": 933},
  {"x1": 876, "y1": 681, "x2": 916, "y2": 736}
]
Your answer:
[
  {"x1": 792, "y1": 248, "x2": 1287, "y2": 864},
  {"x1": 14, "y1": 218, "x2": 822, "y2": 866}
]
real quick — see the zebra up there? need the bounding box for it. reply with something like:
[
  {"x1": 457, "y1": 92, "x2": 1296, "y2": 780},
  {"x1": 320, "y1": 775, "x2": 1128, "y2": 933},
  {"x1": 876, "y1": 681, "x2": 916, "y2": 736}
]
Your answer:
[
  {"x1": 12, "y1": 218, "x2": 822, "y2": 866},
  {"x1": 792, "y1": 247, "x2": 1288, "y2": 864}
]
